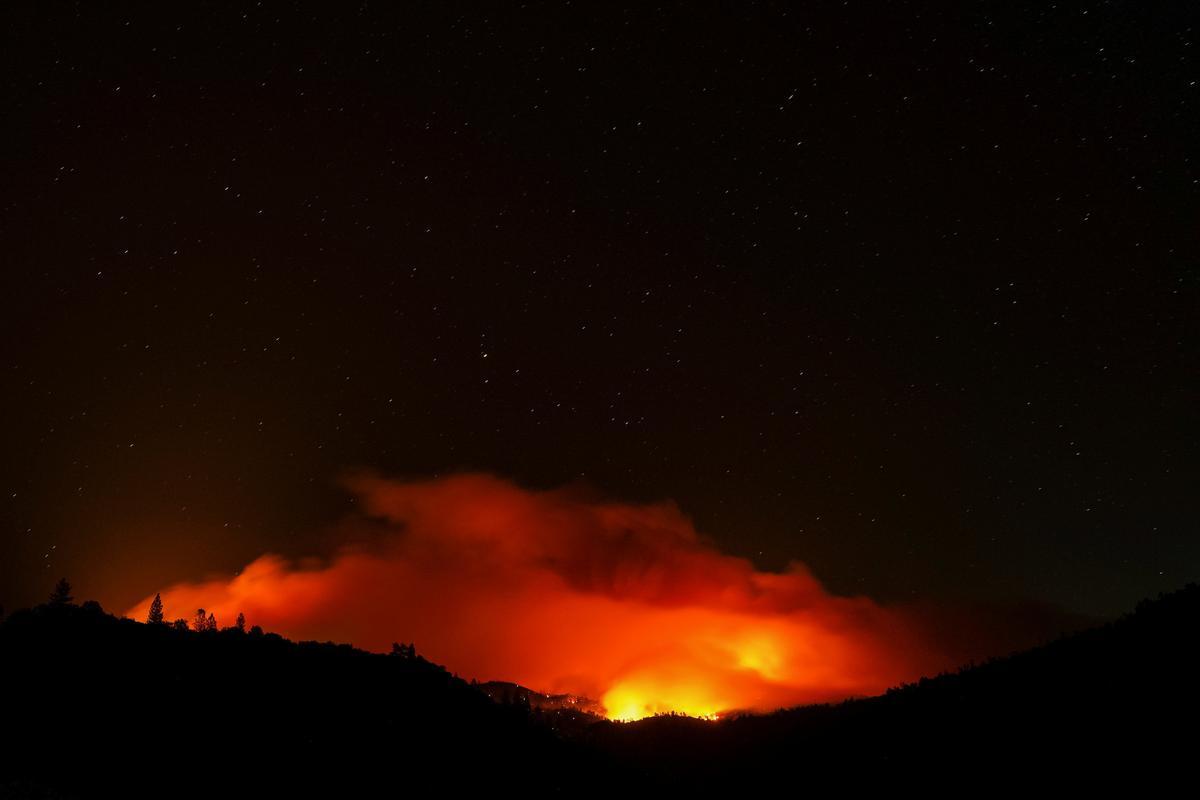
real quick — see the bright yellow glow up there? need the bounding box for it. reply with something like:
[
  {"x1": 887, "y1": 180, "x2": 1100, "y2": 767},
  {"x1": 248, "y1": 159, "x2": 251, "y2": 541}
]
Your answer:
[
  {"x1": 602, "y1": 679, "x2": 727, "y2": 721},
  {"x1": 734, "y1": 635, "x2": 785, "y2": 679},
  {"x1": 597, "y1": 632, "x2": 795, "y2": 719}
]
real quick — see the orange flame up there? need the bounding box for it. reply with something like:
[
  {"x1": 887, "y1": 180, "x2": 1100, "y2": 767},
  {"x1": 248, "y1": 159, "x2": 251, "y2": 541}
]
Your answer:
[{"x1": 124, "y1": 473, "x2": 955, "y2": 719}]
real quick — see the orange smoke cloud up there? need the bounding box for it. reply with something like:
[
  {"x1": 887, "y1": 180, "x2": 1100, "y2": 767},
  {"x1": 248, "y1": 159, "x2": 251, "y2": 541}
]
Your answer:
[{"x1": 125, "y1": 473, "x2": 959, "y2": 718}]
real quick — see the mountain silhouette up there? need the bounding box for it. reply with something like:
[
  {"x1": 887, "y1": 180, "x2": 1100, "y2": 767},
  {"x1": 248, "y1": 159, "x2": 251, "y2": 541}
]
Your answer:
[
  {"x1": 1, "y1": 584, "x2": 1197, "y2": 797},
  {"x1": 584, "y1": 582, "x2": 1200, "y2": 791}
]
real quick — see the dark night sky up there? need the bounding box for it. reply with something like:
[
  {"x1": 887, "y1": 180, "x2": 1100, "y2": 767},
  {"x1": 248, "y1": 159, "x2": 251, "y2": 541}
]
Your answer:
[{"x1": 1, "y1": 2, "x2": 1196, "y2": 619}]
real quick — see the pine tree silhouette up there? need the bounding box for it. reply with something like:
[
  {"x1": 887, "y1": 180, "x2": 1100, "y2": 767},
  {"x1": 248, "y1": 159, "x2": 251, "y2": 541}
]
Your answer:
[
  {"x1": 147, "y1": 594, "x2": 164, "y2": 625},
  {"x1": 206, "y1": 612, "x2": 217, "y2": 631},
  {"x1": 49, "y1": 578, "x2": 73, "y2": 606},
  {"x1": 236, "y1": 612, "x2": 246, "y2": 632},
  {"x1": 193, "y1": 608, "x2": 208, "y2": 631}
]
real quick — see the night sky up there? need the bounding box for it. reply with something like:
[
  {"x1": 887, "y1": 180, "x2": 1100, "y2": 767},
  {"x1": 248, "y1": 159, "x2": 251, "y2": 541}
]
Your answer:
[{"x1": 2, "y1": 2, "x2": 1196, "y2": 621}]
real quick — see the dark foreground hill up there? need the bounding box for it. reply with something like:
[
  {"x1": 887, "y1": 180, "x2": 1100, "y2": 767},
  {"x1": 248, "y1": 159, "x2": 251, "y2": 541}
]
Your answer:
[
  {"x1": 588, "y1": 583, "x2": 1200, "y2": 790},
  {"x1": 2, "y1": 584, "x2": 1198, "y2": 797},
  {"x1": 0, "y1": 603, "x2": 590, "y2": 798}
]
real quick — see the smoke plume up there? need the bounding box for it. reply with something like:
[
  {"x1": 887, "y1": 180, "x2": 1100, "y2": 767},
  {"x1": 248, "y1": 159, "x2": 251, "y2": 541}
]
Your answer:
[{"x1": 126, "y1": 473, "x2": 991, "y2": 718}]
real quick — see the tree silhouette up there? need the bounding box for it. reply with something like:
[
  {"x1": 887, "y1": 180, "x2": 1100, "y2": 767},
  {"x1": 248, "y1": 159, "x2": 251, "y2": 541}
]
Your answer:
[
  {"x1": 147, "y1": 594, "x2": 164, "y2": 625},
  {"x1": 235, "y1": 612, "x2": 246, "y2": 632},
  {"x1": 49, "y1": 578, "x2": 73, "y2": 606},
  {"x1": 172, "y1": 619, "x2": 189, "y2": 631},
  {"x1": 193, "y1": 608, "x2": 208, "y2": 632},
  {"x1": 206, "y1": 612, "x2": 217, "y2": 632}
]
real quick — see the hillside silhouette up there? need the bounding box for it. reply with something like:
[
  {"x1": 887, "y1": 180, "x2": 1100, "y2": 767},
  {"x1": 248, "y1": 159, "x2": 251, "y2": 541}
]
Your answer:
[
  {"x1": 0, "y1": 600, "x2": 589, "y2": 798},
  {"x1": 586, "y1": 582, "x2": 1200, "y2": 790},
  {"x1": 2, "y1": 584, "x2": 1197, "y2": 797}
]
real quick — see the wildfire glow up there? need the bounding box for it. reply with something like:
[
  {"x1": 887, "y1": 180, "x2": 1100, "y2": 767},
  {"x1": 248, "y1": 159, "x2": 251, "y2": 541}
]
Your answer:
[{"x1": 124, "y1": 473, "x2": 960, "y2": 719}]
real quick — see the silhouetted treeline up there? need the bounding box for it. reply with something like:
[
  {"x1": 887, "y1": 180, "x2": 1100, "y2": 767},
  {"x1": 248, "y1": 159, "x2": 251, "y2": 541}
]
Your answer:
[
  {"x1": 2, "y1": 584, "x2": 1198, "y2": 797},
  {"x1": 0, "y1": 601, "x2": 591, "y2": 798}
]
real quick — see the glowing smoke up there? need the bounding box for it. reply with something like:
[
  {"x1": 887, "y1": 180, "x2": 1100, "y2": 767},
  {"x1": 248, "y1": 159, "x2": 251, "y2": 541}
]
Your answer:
[{"x1": 125, "y1": 473, "x2": 964, "y2": 719}]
